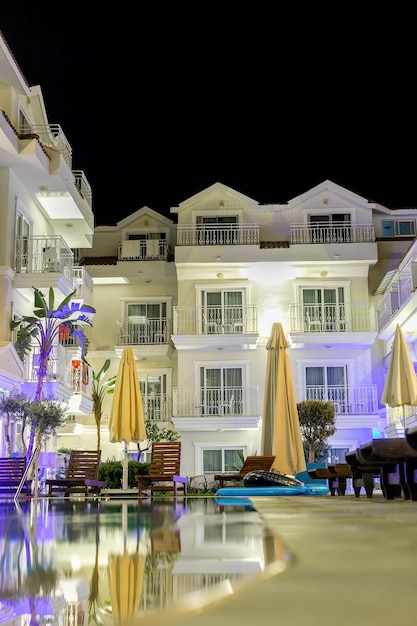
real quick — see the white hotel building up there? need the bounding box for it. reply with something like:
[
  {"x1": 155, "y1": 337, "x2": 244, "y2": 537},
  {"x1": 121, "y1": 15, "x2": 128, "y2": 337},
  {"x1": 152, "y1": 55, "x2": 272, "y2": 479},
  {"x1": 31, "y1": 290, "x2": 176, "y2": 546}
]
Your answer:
[{"x1": 2, "y1": 31, "x2": 417, "y2": 478}]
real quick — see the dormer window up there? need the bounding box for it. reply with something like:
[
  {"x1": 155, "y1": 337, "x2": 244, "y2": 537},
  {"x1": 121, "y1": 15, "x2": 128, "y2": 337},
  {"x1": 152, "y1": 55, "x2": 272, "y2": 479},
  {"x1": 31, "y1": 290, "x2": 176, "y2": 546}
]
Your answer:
[
  {"x1": 308, "y1": 213, "x2": 352, "y2": 243},
  {"x1": 382, "y1": 220, "x2": 415, "y2": 237}
]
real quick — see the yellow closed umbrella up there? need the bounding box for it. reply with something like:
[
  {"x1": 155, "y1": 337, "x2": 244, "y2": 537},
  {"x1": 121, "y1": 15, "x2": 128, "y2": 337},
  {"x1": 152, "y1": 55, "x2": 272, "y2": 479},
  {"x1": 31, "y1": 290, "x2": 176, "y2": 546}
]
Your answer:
[
  {"x1": 109, "y1": 348, "x2": 147, "y2": 489},
  {"x1": 261, "y1": 323, "x2": 306, "y2": 476},
  {"x1": 107, "y1": 551, "x2": 146, "y2": 626},
  {"x1": 381, "y1": 325, "x2": 417, "y2": 429}
]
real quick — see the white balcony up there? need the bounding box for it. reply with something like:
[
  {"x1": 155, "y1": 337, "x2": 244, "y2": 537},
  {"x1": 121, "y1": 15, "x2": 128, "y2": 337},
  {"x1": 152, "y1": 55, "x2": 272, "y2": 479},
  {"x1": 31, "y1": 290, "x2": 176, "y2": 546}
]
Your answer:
[
  {"x1": 22, "y1": 345, "x2": 93, "y2": 415},
  {"x1": 114, "y1": 318, "x2": 173, "y2": 358},
  {"x1": 172, "y1": 386, "x2": 261, "y2": 432},
  {"x1": 298, "y1": 385, "x2": 379, "y2": 415},
  {"x1": 289, "y1": 303, "x2": 378, "y2": 347},
  {"x1": 290, "y1": 223, "x2": 375, "y2": 244},
  {"x1": 172, "y1": 306, "x2": 258, "y2": 350},
  {"x1": 176, "y1": 224, "x2": 259, "y2": 246}
]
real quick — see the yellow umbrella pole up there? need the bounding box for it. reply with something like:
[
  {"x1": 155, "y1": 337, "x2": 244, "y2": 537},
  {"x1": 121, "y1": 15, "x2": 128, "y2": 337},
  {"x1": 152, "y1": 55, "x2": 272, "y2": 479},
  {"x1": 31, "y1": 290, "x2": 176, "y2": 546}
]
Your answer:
[{"x1": 122, "y1": 439, "x2": 128, "y2": 490}]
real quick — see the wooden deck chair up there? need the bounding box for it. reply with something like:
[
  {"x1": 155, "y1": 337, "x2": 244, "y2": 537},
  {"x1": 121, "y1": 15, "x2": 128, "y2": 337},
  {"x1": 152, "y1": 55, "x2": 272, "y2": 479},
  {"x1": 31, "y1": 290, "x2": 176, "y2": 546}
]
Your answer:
[
  {"x1": 136, "y1": 441, "x2": 188, "y2": 499},
  {"x1": 0, "y1": 457, "x2": 32, "y2": 498},
  {"x1": 214, "y1": 455, "x2": 276, "y2": 488},
  {"x1": 45, "y1": 449, "x2": 105, "y2": 497}
]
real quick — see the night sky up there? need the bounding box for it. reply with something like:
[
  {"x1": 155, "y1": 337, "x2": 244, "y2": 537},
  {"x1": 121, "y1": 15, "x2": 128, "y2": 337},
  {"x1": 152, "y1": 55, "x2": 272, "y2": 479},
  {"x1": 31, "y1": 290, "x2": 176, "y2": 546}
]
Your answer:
[{"x1": 2, "y1": 6, "x2": 416, "y2": 226}]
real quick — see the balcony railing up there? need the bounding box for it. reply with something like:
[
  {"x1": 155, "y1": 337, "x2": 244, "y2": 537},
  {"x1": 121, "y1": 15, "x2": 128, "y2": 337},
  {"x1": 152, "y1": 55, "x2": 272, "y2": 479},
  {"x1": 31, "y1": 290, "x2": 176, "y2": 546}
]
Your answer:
[
  {"x1": 176, "y1": 224, "x2": 259, "y2": 246},
  {"x1": 385, "y1": 405, "x2": 417, "y2": 428},
  {"x1": 297, "y1": 385, "x2": 379, "y2": 414},
  {"x1": 173, "y1": 306, "x2": 258, "y2": 335},
  {"x1": 72, "y1": 266, "x2": 93, "y2": 300},
  {"x1": 19, "y1": 123, "x2": 72, "y2": 168},
  {"x1": 289, "y1": 303, "x2": 377, "y2": 333},
  {"x1": 25, "y1": 345, "x2": 92, "y2": 396},
  {"x1": 115, "y1": 319, "x2": 169, "y2": 345},
  {"x1": 377, "y1": 258, "x2": 417, "y2": 330},
  {"x1": 145, "y1": 394, "x2": 168, "y2": 422},
  {"x1": 173, "y1": 386, "x2": 260, "y2": 417},
  {"x1": 290, "y1": 223, "x2": 375, "y2": 244},
  {"x1": 73, "y1": 170, "x2": 93, "y2": 208},
  {"x1": 14, "y1": 235, "x2": 73, "y2": 279},
  {"x1": 118, "y1": 239, "x2": 170, "y2": 260}
]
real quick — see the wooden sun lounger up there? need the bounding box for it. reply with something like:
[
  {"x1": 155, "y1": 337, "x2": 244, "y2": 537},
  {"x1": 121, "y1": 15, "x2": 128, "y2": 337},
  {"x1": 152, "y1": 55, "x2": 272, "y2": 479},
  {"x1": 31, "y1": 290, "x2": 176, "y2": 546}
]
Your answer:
[
  {"x1": 0, "y1": 457, "x2": 32, "y2": 498},
  {"x1": 214, "y1": 455, "x2": 276, "y2": 488},
  {"x1": 136, "y1": 441, "x2": 188, "y2": 499},
  {"x1": 45, "y1": 450, "x2": 105, "y2": 497},
  {"x1": 307, "y1": 463, "x2": 352, "y2": 496},
  {"x1": 346, "y1": 439, "x2": 417, "y2": 499}
]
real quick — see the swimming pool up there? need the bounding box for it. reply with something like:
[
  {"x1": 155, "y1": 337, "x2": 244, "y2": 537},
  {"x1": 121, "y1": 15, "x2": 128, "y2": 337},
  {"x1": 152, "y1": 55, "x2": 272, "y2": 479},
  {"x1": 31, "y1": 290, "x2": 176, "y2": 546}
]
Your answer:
[{"x1": 0, "y1": 497, "x2": 289, "y2": 625}]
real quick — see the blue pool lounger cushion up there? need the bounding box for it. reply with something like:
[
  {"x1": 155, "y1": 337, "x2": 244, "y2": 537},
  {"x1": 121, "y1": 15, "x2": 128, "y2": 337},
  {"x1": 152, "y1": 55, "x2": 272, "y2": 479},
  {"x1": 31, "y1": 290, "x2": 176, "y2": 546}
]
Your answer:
[
  {"x1": 214, "y1": 496, "x2": 256, "y2": 509},
  {"x1": 215, "y1": 484, "x2": 329, "y2": 497}
]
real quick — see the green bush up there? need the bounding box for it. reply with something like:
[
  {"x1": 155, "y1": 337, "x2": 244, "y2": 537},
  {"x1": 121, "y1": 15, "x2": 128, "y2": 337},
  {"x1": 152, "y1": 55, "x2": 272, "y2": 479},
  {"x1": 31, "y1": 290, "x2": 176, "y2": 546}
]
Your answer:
[{"x1": 98, "y1": 460, "x2": 150, "y2": 488}]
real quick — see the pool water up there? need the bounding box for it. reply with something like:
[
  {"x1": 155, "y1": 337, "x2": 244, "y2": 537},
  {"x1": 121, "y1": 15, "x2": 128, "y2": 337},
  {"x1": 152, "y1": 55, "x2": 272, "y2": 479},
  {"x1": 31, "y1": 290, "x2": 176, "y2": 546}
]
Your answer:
[{"x1": 0, "y1": 497, "x2": 289, "y2": 625}]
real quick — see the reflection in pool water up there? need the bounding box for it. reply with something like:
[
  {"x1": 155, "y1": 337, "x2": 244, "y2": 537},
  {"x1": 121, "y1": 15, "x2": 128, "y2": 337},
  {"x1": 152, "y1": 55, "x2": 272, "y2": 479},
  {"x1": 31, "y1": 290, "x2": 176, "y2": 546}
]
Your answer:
[{"x1": 0, "y1": 497, "x2": 289, "y2": 625}]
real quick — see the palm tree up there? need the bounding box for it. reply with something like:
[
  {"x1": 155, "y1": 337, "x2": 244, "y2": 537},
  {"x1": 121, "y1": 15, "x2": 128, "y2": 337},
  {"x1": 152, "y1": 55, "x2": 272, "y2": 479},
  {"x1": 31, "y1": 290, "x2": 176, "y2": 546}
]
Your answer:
[
  {"x1": 10, "y1": 286, "x2": 96, "y2": 459},
  {"x1": 86, "y1": 358, "x2": 116, "y2": 450}
]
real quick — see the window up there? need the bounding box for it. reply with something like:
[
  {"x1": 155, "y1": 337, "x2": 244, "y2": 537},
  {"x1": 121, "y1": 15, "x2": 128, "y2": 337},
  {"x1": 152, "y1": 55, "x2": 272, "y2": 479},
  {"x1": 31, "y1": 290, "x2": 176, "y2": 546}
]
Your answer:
[
  {"x1": 139, "y1": 372, "x2": 168, "y2": 421},
  {"x1": 308, "y1": 213, "x2": 352, "y2": 242},
  {"x1": 199, "y1": 365, "x2": 243, "y2": 415},
  {"x1": 305, "y1": 365, "x2": 348, "y2": 413},
  {"x1": 15, "y1": 208, "x2": 31, "y2": 273},
  {"x1": 197, "y1": 216, "x2": 237, "y2": 225},
  {"x1": 327, "y1": 448, "x2": 349, "y2": 463},
  {"x1": 202, "y1": 289, "x2": 243, "y2": 333},
  {"x1": 381, "y1": 220, "x2": 415, "y2": 237},
  {"x1": 201, "y1": 447, "x2": 247, "y2": 473},
  {"x1": 127, "y1": 302, "x2": 167, "y2": 343},
  {"x1": 302, "y1": 287, "x2": 346, "y2": 331},
  {"x1": 121, "y1": 231, "x2": 168, "y2": 259},
  {"x1": 196, "y1": 215, "x2": 239, "y2": 245}
]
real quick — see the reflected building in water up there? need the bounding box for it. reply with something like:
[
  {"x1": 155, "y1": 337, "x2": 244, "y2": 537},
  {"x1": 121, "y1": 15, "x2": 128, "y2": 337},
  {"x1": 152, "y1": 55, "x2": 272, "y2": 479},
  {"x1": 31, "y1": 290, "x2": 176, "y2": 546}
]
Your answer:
[{"x1": 0, "y1": 498, "x2": 287, "y2": 625}]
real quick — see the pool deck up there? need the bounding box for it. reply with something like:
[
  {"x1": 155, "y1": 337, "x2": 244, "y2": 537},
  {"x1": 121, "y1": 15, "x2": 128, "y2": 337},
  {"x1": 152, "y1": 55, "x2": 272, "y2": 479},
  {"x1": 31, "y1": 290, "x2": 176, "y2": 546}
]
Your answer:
[{"x1": 139, "y1": 493, "x2": 417, "y2": 626}]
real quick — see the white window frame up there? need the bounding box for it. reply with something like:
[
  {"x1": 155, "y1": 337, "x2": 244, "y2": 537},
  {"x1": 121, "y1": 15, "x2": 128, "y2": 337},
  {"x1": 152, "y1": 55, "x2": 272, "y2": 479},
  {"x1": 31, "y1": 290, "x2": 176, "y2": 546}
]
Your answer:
[
  {"x1": 138, "y1": 368, "x2": 172, "y2": 421},
  {"x1": 305, "y1": 208, "x2": 356, "y2": 226},
  {"x1": 195, "y1": 282, "x2": 250, "y2": 307},
  {"x1": 296, "y1": 358, "x2": 356, "y2": 404},
  {"x1": 120, "y1": 296, "x2": 172, "y2": 323},
  {"x1": 194, "y1": 441, "x2": 252, "y2": 475}
]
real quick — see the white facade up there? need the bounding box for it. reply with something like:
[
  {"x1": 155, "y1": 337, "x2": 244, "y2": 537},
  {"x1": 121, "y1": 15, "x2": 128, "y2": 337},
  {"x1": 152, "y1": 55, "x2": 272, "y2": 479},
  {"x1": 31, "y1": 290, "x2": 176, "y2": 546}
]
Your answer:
[
  {"x1": 0, "y1": 31, "x2": 95, "y2": 454},
  {"x1": 2, "y1": 31, "x2": 417, "y2": 478},
  {"x1": 80, "y1": 180, "x2": 417, "y2": 477}
]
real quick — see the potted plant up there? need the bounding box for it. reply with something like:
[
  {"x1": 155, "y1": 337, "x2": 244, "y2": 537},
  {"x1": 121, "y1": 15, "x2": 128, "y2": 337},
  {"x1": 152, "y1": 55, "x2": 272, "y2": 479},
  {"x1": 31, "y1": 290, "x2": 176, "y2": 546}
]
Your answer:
[{"x1": 297, "y1": 399, "x2": 336, "y2": 464}]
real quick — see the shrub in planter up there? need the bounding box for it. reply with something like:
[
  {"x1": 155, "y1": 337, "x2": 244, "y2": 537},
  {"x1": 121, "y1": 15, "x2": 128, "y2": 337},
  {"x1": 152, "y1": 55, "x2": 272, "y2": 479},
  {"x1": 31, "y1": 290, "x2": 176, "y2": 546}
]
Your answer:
[{"x1": 99, "y1": 460, "x2": 150, "y2": 488}]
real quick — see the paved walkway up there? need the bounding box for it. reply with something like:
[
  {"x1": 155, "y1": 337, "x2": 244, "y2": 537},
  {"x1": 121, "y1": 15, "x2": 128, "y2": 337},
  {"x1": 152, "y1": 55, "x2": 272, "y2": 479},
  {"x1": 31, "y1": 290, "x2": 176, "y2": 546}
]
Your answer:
[{"x1": 140, "y1": 493, "x2": 417, "y2": 626}]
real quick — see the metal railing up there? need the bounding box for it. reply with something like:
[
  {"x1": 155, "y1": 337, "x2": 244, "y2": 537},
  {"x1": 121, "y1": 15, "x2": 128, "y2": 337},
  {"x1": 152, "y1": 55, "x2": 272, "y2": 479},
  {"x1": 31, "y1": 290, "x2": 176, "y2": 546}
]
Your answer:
[
  {"x1": 73, "y1": 170, "x2": 93, "y2": 208},
  {"x1": 173, "y1": 306, "x2": 258, "y2": 334},
  {"x1": 290, "y1": 223, "x2": 375, "y2": 244},
  {"x1": 15, "y1": 235, "x2": 73, "y2": 279},
  {"x1": 297, "y1": 385, "x2": 379, "y2": 414},
  {"x1": 176, "y1": 224, "x2": 259, "y2": 246},
  {"x1": 19, "y1": 123, "x2": 72, "y2": 168},
  {"x1": 72, "y1": 266, "x2": 93, "y2": 299},
  {"x1": 289, "y1": 303, "x2": 377, "y2": 333},
  {"x1": 385, "y1": 405, "x2": 417, "y2": 427},
  {"x1": 145, "y1": 394, "x2": 168, "y2": 422},
  {"x1": 25, "y1": 346, "x2": 92, "y2": 397},
  {"x1": 118, "y1": 239, "x2": 170, "y2": 260},
  {"x1": 377, "y1": 258, "x2": 417, "y2": 330},
  {"x1": 173, "y1": 386, "x2": 260, "y2": 417},
  {"x1": 115, "y1": 319, "x2": 169, "y2": 345}
]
